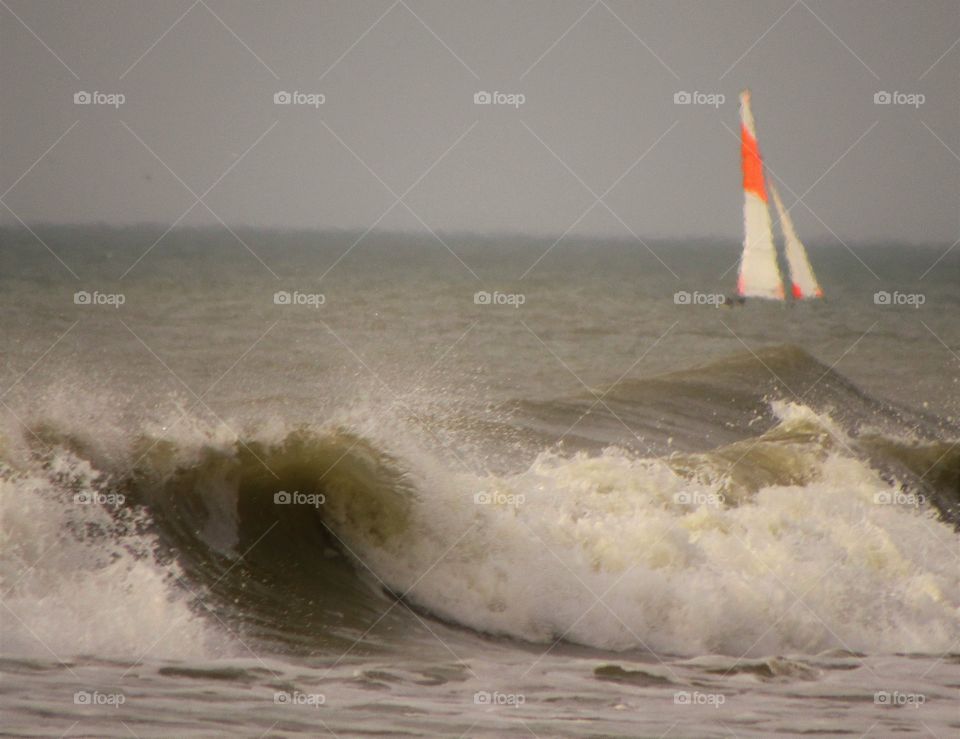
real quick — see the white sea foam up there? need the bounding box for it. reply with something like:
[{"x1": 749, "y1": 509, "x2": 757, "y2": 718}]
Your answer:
[
  {"x1": 332, "y1": 402, "x2": 960, "y2": 656},
  {"x1": 0, "y1": 450, "x2": 217, "y2": 659}
]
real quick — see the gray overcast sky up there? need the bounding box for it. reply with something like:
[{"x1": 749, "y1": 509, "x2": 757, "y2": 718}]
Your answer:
[{"x1": 1, "y1": 0, "x2": 957, "y2": 243}]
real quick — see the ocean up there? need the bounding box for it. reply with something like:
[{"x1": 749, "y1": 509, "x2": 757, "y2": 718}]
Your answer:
[{"x1": 1, "y1": 226, "x2": 958, "y2": 737}]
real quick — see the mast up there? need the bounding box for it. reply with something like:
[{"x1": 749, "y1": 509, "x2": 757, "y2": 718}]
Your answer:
[
  {"x1": 769, "y1": 182, "x2": 823, "y2": 299},
  {"x1": 737, "y1": 90, "x2": 784, "y2": 300}
]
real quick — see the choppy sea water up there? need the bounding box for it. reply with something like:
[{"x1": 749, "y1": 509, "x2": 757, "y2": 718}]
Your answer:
[{"x1": 1, "y1": 227, "x2": 958, "y2": 737}]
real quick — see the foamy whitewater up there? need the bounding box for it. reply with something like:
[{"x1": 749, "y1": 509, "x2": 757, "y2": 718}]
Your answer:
[{"x1": 2, "y1": 228, "x2": 958, "y2": 736}]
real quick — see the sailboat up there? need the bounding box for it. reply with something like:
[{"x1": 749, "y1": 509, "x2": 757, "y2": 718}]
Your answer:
[{"x1": 736, "y1": 90, "x2": 823, "y2": 301}]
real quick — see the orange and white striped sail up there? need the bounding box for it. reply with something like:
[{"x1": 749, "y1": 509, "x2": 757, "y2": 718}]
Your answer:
[
  {"x1": 769, "y1": 182, "x2": 823, "y2": 299},
  {"x1": 737, "y1": 90, "x2": 784, "y2": 300}
]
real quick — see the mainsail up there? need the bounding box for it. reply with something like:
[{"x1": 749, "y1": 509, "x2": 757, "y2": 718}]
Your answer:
[
  {"x1": 737, "y1": 90, "x2": 784, "y2": 300},
  {"x1": 769, "y1": 182, "x2": 823, "y2": 299}
]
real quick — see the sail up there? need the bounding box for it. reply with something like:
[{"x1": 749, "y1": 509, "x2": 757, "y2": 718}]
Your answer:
[
  {"x1": 737, "y1": 90, "x2": 784, "y2": 300},
  {"x1": 769, "y1": 182, "x2": 823, "y2": 299}
]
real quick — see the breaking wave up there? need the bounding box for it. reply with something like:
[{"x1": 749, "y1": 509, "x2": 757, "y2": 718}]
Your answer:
[{"x1": 2, "y1": 346, "x2": 958, "y2": 659}]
